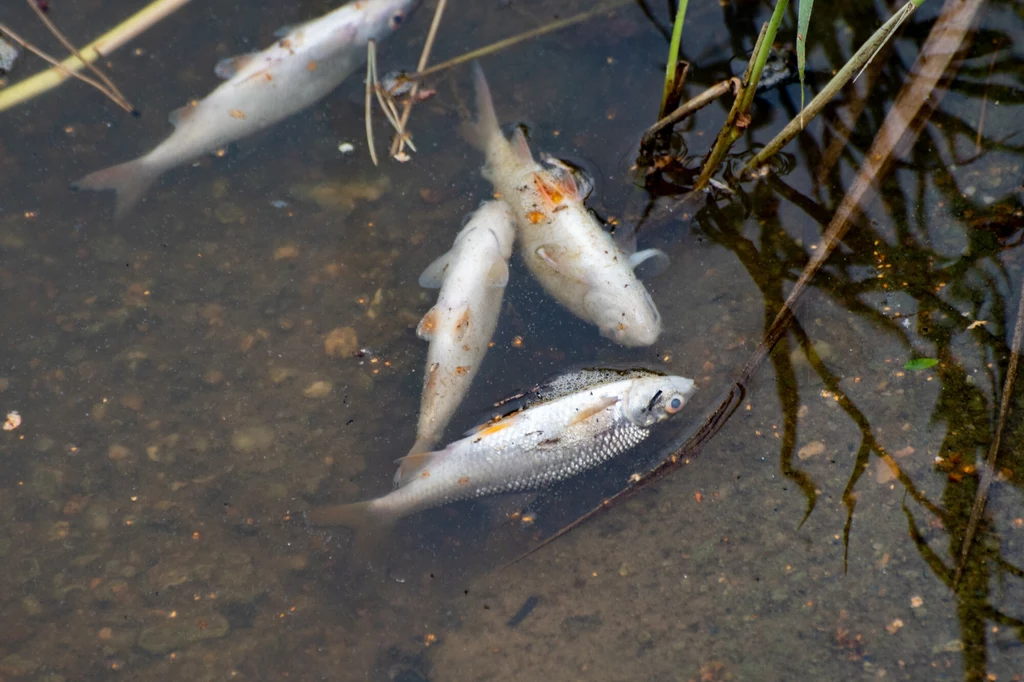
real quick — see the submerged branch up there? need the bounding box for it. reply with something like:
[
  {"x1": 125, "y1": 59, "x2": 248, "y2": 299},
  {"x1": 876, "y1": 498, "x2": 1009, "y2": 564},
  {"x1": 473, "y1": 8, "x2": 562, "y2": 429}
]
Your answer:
[{"x1": 954, "y1": 279, "x2": 1024, "y2": 586}]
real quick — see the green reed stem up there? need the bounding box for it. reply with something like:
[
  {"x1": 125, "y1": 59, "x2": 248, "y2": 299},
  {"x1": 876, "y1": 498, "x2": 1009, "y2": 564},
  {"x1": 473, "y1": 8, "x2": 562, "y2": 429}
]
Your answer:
[
  {"x1": 659, "y1": 1, "x2": 689, "y2": 118},
  {"x1": 695, "y1": 0, "x2": 789, "y2": 191}
]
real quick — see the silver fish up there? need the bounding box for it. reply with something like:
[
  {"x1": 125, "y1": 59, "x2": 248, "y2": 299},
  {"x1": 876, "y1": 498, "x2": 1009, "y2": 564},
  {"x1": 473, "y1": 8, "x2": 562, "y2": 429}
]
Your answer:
[
  {"x1": 411, "y1": 200, "x2": 516, "y2": 456},
  {"x1": 71, "y1": 0, "x2": 419, "y2": 220},
  {"x1": 309, "y1": 369, "x2": 696, "y2": 544},
  {"x1": 469, "y1": 63, "x2": 667, "y2": 347}
]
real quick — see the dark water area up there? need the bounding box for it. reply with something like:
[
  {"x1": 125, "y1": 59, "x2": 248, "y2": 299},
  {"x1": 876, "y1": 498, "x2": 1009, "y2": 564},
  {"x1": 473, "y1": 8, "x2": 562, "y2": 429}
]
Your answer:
[{"x1": 1, "y1": 0, "x2": 1023, "y2": 680}]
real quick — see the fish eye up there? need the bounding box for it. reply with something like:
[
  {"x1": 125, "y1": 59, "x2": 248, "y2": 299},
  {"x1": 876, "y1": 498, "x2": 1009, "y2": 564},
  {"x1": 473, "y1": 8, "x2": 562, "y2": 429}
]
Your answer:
[
  {"x1": 389, "y1": 11, "x2": 404, "y2": 29},
  {"x1": 665, "y1": 395, "x2": 685, "y2": 414}
]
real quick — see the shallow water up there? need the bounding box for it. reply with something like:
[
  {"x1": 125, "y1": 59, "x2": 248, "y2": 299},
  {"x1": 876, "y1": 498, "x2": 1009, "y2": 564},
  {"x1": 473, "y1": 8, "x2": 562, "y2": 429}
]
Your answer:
[{"x1": 1, "y1": 0, "x2": 1023, "y2": 680}]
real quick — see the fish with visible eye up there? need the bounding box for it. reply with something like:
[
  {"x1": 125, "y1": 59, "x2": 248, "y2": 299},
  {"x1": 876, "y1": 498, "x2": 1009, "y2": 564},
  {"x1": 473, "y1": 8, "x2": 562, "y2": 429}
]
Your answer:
[
  {"x1": 71, "y1": 0, "x2": 420, "y2": 220},
  {"x1": 467, "y1": 63, "x2": 668, "y2": 347},
  {"x1": 410, "y1": 200, "x2": 516, "y2": 456},
  {"x1": 308, "y1": 368, "x2": 696, "y2": 549}
]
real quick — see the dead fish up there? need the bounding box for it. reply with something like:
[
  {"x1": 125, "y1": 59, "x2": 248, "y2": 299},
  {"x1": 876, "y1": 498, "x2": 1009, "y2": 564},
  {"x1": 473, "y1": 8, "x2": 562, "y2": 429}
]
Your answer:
[
  {"x1": 71, "y1": 0, "x2": 420, "y2": 220},
  {"x1": 468, "y1": 63, "x2": 667, "y2": 346},
  {"x1": 410, "y1": 200, "x2": 516, "y2": 455},
  {"x1": 308, "y1": 368, "x2": 696, "y2": 546}
]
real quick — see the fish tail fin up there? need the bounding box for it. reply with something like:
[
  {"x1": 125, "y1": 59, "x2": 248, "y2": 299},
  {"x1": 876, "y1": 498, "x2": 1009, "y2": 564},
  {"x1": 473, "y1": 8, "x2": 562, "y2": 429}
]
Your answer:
[
  {"x1": 307, "y1": 500, "x2": 393, "y2": 557},
  {"x1": 465, "y1": 62, "x2": 500, "y2": 151},
  {"x1": 70, "y1": 158, "x2": 160, "y2": 221}
]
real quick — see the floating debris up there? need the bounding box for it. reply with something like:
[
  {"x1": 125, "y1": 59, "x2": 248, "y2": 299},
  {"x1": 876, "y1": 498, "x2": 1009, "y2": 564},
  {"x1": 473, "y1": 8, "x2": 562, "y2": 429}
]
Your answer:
[
  {"x1": 3, "y1": 410, "x2": 20, "y2": 431},
  {"x1": 0, "y1": 36, "x2": 20, "y2": 76}
]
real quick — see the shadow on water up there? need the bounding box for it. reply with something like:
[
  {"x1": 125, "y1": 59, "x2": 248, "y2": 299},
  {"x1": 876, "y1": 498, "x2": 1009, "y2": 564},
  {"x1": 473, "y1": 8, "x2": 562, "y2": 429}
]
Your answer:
[{"x1": 0, "y1": 0, "x2": 1023, "y2": 680}]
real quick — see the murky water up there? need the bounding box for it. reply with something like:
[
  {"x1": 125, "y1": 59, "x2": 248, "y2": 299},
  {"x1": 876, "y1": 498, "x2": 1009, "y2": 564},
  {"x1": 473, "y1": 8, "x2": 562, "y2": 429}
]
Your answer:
[{"x1": 1, "y1": 0, "x2": 1023, "y2": 680}]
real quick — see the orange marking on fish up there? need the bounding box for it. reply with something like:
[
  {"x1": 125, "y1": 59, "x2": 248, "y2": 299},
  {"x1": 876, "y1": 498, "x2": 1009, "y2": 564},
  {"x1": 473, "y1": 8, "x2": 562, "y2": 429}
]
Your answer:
[
  {"x1": 526, "y1": 211, "x2": 545, "y2": 224},
  {"x1": 420, "y1": 469, "x2": 431, "y2": 478},
  {"x1": 307, "y1": 61, "x2": 318, "y2": 72},
  {"x1": 478, "y1": 421, "x2": 512, "y2": 437},
  {"x1": 567, "y1": 396, "x2": 619, "y2": 427},
  {"x1": 458, "y1": 476, "x2": 471, "y2": 486},
  {"x1": 229, "y1": 109, "x2": 246, "y2": 120},
  {"x1": 455, "y1": 366, "x2": 470, "y2": 375}
]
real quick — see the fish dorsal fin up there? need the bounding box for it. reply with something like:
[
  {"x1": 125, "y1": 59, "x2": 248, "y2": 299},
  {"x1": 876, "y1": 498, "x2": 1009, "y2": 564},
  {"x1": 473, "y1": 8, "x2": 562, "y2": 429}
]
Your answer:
[
  {"x1": 629, "y1": 248, "x2": 670, "y2": 277},
  {"x1": 393, "y1": 450, "x2": 441, "y2": 488},
  {"x1": 566, "y1": 395, "x2": 619, "y2": 428},
  {"x1": 452, "y1": 305, "x2": 471, "y2": 343},
  {"x1": 511, "y1": 127, "x2": 535, "y2": 163},
  {"x1": 419, "y1": 251, "x2": 452, "y2": 288},
  {"x1": 487, "y1": 259, "x2": 510, "y2": 288},
  {"x1": 416, "y1": 307, "x2": 439, "y2": 341},
  {"x1": 168, "y1": 102, "x2": 198, "y2": 128},
  {"x1": 215, "y1": 52, "x2": 259, "y2": 80}
]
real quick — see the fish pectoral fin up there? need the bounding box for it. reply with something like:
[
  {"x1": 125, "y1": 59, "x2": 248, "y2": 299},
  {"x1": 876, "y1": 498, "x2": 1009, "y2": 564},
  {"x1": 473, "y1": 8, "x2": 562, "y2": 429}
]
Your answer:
[
  {"x1": 215, "y1": 52, "x2": 259, "y2": 80},
  {"x1": 393, "y1": 450, "x2": 442, "y2": 488},
  {"x1": 419, "y1": 251, "x2": 452, "y2": 288},
  {"x1": 168, "y1": 102, "x2": 198, "y2": 128},
  {"x1": 533, "y1": 169, "x2": 580, "y2": 207},
  {"x1": 486, "y1": 259, "x2": 510, "y2": 288},
  {"x1": 416, "y1": 307, "x2": 439, "y2": 341},
  {"x1": 535, "y1": 244, "x2": 587, "y2": 284},
  {"x1": 511, "y1": 127, "x2": 535, "y2": 163},
  {"x1": 629, "y1": 248, "x2": 670, "y2": 277},
  {"x1": 566, "y1": 395, "x2": 620, "y2": 427}
]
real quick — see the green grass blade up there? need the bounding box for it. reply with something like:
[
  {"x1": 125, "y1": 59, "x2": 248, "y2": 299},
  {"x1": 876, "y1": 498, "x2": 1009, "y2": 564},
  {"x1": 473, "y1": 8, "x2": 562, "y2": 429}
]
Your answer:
[{"x1": 797, "y1": 0, "x2": 814, "y2": 120}]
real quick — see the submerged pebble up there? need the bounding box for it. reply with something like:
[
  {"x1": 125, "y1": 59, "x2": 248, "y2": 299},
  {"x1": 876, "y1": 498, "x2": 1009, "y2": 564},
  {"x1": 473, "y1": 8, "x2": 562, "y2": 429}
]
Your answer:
[
  {"x1": 230, "y1": 425, "x2": 276, "y2": 453},
  {"x1": 136, "y1": 612, "x2": 230, "y2": 654},
  {"x1": 303, "y1": 380, "x2": 333, "y2": 398},
  {"x1": 797, "y1": 440, "x2": 825, "y2": 460},
  {"x1": 324, "y1": 326, "x2": 359, "y2": 357}
]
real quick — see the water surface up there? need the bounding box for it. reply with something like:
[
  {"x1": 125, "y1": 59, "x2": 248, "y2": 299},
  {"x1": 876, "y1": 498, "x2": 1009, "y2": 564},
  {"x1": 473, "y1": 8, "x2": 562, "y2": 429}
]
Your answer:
[{"x1": 1, "y1": 0, "x2": 1023, "y2": 680}]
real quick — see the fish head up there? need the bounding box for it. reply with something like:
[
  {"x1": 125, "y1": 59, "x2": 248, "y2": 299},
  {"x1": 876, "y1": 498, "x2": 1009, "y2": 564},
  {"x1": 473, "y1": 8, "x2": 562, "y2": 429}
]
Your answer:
[
  {"x1": 585, "y1": 286, "x2": 662, "y2": 347},
  {"x1": 339, "y1": 0, "x2": 421, "y2": 47},
  {"x1": 624, "y1": 375, "x2": 697, "y2": 428}
]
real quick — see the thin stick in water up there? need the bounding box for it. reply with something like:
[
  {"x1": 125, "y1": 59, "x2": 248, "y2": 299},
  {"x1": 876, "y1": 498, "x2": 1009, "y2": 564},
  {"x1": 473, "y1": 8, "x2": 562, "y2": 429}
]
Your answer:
[
  {"x1": 389, "y1": 0, "x2": 447, "y2": 160},
  {"x1": 365, "y1": 40, "x2": 379, "y2": 166},
  {"x1": 25, "y1": 0, "x2": 136, "y2": 114},
  {"x1": 0, "y1": 23, "x2": 130, "y2": 113},
  {"x1": 0, "y1": 0, "x2": 192, "y2": 113},
  {"x1": 410, "y1": 0, "x2": 631, "y2": 82}
]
